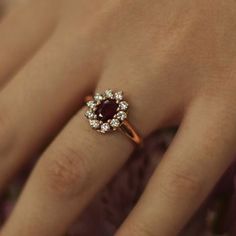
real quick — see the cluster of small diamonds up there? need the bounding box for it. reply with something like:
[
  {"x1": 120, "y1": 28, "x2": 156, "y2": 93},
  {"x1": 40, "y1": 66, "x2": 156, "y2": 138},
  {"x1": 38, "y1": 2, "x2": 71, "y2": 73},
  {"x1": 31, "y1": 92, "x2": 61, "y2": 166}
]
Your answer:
[{"x1": 85, "y1": 90, "x2": 129, "y2": 133}]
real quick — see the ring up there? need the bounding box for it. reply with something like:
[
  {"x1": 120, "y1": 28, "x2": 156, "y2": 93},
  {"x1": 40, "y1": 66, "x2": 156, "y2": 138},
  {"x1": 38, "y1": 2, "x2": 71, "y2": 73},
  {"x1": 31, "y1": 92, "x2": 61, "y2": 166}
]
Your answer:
[{"x1": 84, "y1": 89, "x2": 142, "y2": 145}]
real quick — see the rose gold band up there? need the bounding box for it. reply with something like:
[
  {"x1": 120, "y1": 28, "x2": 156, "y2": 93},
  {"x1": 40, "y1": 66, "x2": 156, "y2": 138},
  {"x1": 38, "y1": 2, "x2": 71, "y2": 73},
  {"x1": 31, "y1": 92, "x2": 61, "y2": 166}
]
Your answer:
[
  {"x1": 119, "y1": 119, "x2": 142, "y2": 145},
  {"x1": 85, "y1": 95, "x2": 142, "y2": 145}
]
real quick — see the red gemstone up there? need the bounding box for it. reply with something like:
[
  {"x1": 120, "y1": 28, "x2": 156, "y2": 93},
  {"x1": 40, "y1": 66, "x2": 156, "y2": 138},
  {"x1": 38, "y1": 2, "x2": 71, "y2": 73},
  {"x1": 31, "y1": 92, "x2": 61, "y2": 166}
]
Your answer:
[{"x1": 95, "y1": 99, "x2": 118, "y2": 122}]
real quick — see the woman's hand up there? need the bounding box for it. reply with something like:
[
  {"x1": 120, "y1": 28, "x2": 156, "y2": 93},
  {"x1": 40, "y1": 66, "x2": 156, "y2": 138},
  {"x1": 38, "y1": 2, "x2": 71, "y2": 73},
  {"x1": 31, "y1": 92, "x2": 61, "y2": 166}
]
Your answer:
[{"x1": 1, "y1": 0, "x2": 236, "y2": 235}]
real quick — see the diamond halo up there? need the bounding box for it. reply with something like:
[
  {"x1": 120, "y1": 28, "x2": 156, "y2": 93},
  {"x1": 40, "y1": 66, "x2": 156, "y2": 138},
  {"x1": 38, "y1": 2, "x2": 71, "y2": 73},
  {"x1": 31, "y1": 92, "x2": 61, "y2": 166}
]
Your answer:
[{"x1": 85, "y1": 90, "x2": 129, "y2": 133}]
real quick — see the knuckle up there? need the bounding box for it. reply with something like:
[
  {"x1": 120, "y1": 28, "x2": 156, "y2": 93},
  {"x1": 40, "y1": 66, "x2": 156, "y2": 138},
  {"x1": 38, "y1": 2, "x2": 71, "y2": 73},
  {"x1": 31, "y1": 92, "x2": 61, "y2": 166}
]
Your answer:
[
  {"x1": 61, "y1": 12, "x2": 102, "y2": 43},
  {"x1": 44, "y1": 144, "x2": 91, "y2": 197},
  {"x1": 160, "y1": 168, "x2": 203, "y2": 201}
]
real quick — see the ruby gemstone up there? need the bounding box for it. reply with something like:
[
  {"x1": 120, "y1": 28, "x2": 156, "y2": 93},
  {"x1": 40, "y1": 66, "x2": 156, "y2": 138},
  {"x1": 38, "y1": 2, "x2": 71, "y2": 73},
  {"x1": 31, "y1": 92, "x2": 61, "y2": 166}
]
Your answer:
[{"x1": 95, "y1": 99, "x2": 118, "y2": 122}]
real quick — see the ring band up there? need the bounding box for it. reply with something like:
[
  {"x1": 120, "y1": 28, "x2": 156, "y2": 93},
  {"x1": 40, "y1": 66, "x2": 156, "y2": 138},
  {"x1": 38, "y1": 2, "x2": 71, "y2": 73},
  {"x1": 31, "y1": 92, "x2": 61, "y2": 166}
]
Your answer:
[
  {"x1": 84, "y1": 90, "x2": 142, "y2": 145},
  {"x1": 119, "y1": 120, "x2": 142, "y2": 144}
]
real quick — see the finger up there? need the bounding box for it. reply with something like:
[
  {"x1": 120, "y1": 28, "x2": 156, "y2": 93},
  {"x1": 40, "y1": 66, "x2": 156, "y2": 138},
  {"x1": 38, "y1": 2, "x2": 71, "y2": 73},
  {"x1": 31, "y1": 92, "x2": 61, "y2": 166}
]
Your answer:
[
  {"x1": 0, "y1": 0, "x2": 22, "y2": 16},
  {"x1": 116, "y1": 95, "x2": 236, "y2": 236},
  {"x1": 0, "y1": 27, "x2": 98, "y2": 190},
  {"x1": 0, "y1": 67, "x2": 185, "y2": 236},
  {"x1": 0, "y1": 0, "x2": 60, "y2": 87}
]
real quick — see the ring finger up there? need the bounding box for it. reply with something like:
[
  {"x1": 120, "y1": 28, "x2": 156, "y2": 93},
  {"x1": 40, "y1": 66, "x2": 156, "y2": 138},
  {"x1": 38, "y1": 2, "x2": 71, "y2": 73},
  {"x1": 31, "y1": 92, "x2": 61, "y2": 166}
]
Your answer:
[{"x1": 0, "y1": 60, "x2": 185, "y2": 236}]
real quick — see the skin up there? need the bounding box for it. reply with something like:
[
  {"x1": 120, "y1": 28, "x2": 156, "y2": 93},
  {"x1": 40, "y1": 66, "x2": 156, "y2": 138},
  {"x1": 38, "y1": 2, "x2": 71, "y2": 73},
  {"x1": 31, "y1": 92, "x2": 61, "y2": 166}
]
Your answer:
[{"x1": 0, "y1": 0, "x2": 236, "y2": 235}]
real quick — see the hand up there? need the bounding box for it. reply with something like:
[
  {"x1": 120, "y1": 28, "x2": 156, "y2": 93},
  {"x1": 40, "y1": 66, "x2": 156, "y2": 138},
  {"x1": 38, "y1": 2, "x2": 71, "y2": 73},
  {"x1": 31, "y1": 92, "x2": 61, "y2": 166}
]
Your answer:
[{"x1": 1, "y1": 0, "x2": 236, "y2": 235}]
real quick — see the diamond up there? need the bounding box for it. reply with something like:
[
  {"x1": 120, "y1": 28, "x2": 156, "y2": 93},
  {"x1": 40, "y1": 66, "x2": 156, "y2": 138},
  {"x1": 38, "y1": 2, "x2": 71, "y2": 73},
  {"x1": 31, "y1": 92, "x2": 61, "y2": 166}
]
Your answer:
[
  {"x1": 95, "y1": 99, "x2": 118, "y2": 122},
  {"x1": 94, "y1": 93, "x2": 103, "y2": 102},
  {"x1": 85, "y1": 110, "x2": 96, "y2": 119},
  {"x1": 105, "y1": 89, "x2": 114, "y2": 99},
  {"x1": 101, "y1": 123, "x2": 110, "y2": 133},
  {"x1": 87, "y1": 100, "x2": 97, "y2": 109},
  {"x1": 89, "y1": 120, "x2": 100, "y2": 129},
  {"x1": 85, "y1": 90, "x2": 131, "y2": 134},
  {"x1": 119, "y1": 101, "x2": 129, "y2": 111},
  {"x1": 116, "y1": 111, "x2": 127, "y2": 121},
  {"x1": 114, "y1": 91, "x2": 123, "y2": 101},
  {"x1": 110, "y1": 119, "x2": 120, "y2": 128}
]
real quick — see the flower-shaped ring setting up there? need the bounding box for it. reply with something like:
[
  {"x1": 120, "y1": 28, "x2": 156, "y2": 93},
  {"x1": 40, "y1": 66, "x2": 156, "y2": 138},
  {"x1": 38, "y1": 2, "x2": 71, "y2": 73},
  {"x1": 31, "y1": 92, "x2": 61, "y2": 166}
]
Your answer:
[{"x1": 84, "y1": 89, "x2": 141, "y2": 144}]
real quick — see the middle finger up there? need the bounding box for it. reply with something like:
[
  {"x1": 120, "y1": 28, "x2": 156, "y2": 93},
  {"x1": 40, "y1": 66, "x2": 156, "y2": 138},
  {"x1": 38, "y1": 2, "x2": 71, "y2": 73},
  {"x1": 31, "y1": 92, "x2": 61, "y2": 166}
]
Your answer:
[
  {"x1": 0, "y1": 26, "x2": 99, "y2": 190},
  {"x1": 1, "y1": 60, "x2": 185, "y2": 235}
]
